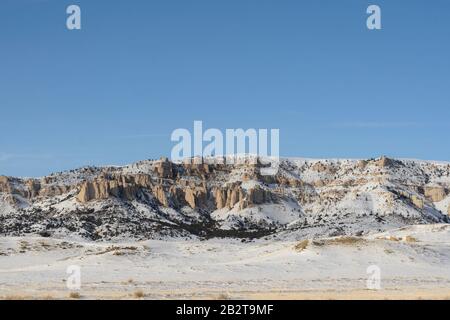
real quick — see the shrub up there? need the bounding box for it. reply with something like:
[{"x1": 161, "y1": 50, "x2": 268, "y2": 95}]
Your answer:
[
  {"x1": 133, "y1": 290, "x2": 145, "y2": 298},
  {"x1": 69, "y1": 292, "x2": 81, "y2": 299},
  {"x1": 216, "y1": 293, "x2": 230, "y2": 300}
]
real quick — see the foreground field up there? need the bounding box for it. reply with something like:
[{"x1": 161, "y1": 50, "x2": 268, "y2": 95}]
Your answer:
[{"x1": 1, "y1": 224, "x2": 449, "y2": 300}]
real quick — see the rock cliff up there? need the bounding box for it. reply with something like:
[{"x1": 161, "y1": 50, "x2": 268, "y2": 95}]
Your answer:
[{"x1": 0, "y1": 156, "x2": 449, "y2": 240}]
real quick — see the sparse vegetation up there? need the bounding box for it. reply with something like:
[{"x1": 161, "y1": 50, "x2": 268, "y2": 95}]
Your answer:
[
  {"x1": 313, "y1": 236, "x2": 366, "y2": 246},
  {"x1": 404, "y1": 235, "x2": 418, "y2": 243},
  {"x1": 215, "y1": 293, "x2": 231, "y2": 300},
  {"x1": 133, "y1": 290, "x2": 145, "y2": 298},
  {"x1": 69, "y1": 292, "x2": 81, "y2": 299},
  {"x1": 294, "y1": 239, "x2": 309, "y2": 252}
]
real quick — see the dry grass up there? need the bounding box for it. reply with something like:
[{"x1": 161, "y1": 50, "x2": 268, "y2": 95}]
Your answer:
[
  {"x1": 378, "y1": 235, "x2": 417, "y2": 243},
  {"x1": 215, "y1": 293, "x2": 231, "y2": 300},
  {"x1": 133, "y1": 290, "x2": 145, "y2": 298},
  {"x1": 313, "y1": 236, "x2": 366, "y2": 246},
  {"x1": 93, "y1": 245, "x2": 139, "y2": 256},
  {"x1": 404, "y1": 235, "x2": 418, "y2": 243},
  {"x1": 68, "y1": 292, "x2": 81, "y2": 299},
  {"x1": 294, "y1": 240, "x2": 309, "y2": 252}
]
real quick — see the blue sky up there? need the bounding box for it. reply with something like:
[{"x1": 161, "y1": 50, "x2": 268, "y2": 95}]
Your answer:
[{"x1": 0, "y1": 0, "x2": 449, "y2": 177}]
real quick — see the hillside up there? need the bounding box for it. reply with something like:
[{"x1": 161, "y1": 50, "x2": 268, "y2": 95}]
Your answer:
[{"x1": 0, "y1": 156, "x2": 449, "y2": 240}]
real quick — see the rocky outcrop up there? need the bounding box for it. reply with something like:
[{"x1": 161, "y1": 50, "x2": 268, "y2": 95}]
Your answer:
[
  {"x1": 77, "y1": 174, "x2": 153, "y2": 203},
  {"x1": 0, "y1": 176, "x2": 72, "y2": 201},
  {"x1": 211, "y1": 184, "x2": 277, "y2": 210},
  {"x1": 214, "y1": 188, "x2": 227, "y2": 209},
  {"x1": 154, "y1": 157, "x2": 176, "y2": 179},
  {"x1": 397, "y1": 189, "x2": 424, "y2": 209},
  {"x1": 411, "y1": 195, "x2": 424, "y2": 210},
  {"x1": 376, "y1": 156, "x2": 400, "y2": 168},
  {"x1": 424, "y1": 186, "x2": 447, "y2": 202},
  {"x1": 184, "y1": 187, "x2": 207, "y2": 209},
  {"x1": 226, "y1": 186, "x2": 244, "y2": 209},
  {"x1": 152, "y1": 185, "x2": 168, "y2": 207},
  {"x1": 0, "y1": 176, "x2": 12, "y2": 195}
]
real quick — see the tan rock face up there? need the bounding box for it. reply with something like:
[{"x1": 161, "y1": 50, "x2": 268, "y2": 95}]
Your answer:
[
  {"x1": 411, "y1": 195, "x2": 424, "y2": 209},
  {"x1": 375, "y1": 156, "x2": 403, "y2": 169},
  {"x1": 77, "y1": 181, "x2": 107, "y2": 203},
  {"x1": 211, "y1": 184, "x2": 277, "y2": 210},
  {"x1": 25, "y1": 180, "x2": 41, "y2": 198},
  {"x1": 154, "y1": 157, "x2": 175, "y2": 179},
  {"x1": 184, "y1": 188, "x2": 196, "y2": 208},
  {"x1": 1, "y1": 174, "x2": 75, "y2": 203},
  {"x1": 0, "y1": 176, "x2": 9, "y2": 186},
  {"x1": 75, "y1": 171, "x2": 213, "y2": 210},
  {"x1": 227, "y1": 188, "x2": 240, "y2": 208},
  {"x1": 376, "y1": 156, "x2": 392, "y2": 168},
  {"x1": 0, "y1": 176, "x2": 12, "y2": 196},
  {"x1": 77, "y1": 174, "x2": 152, "y2": 203},
  {"x1": 424, "y1": 186, "x2": 447, "y2": 202},
  {"x1": 397, "y1": 190, "x2": 424, "y2": 209},
  {"x1": 214, "y1": 188, "x2": 227, "y2": 209},
  {"x1": 184, "y1": 187, "x2": 207, "y2": 209},
  {"x1": 153, "y1": 185, "x2": 168, "y2": 207},
  {"x1": 39, "y1": 185, "x2": 71, "y2": 198}
]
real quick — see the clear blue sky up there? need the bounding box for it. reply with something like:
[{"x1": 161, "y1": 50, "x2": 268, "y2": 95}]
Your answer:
[{"x1": 1, "y1": 0, "x2": 449, "y2": 177}]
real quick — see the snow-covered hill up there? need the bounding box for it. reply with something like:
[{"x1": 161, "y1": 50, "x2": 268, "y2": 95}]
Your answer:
[{"x1": 0, "y1": 156, "x2": 449, "y2": 240}]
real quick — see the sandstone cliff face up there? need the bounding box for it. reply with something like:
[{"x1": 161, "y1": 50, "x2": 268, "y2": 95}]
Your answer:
[
  {"x1": 211, "y1": 184, "x2": 278, "y2": 211},
  {"x1": 0, "y1": 175, "x2": 73, "y2": 203},
  {"x1": 0, "y1": 176, "x2": 12, "y2": 195},
  {"x1": 73, "y1": 158, "x2": 283, "y2": 213},
  {"x1": 77, "y1": 174, "x2": 154, "y2": 203},
  {"x1": 155, "y1": 157, "x2": 176, "y2": 179},
  {"x1": 424, "y1": 186, "x2": 447, "y2": 202}
]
